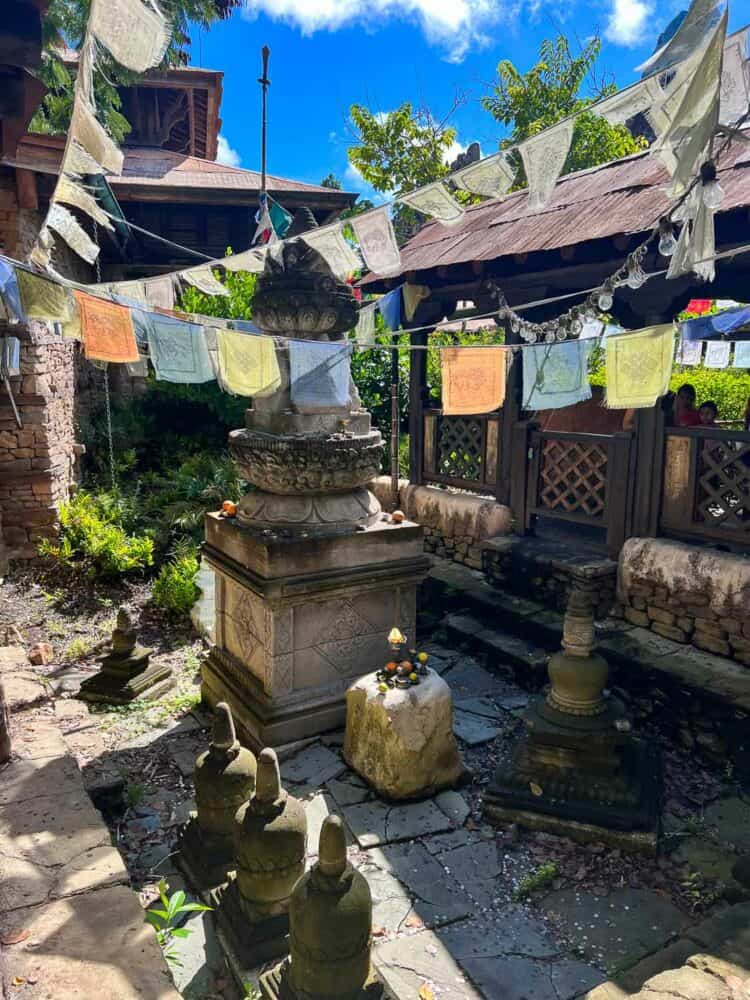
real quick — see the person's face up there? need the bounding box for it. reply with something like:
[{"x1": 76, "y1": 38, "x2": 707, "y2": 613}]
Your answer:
[
  {"x1": 699, "y1": 407, "x2": 716, "y2": 425},
  {"x1": 678, "y1": 389, "x2": 695, "y2": 407}
]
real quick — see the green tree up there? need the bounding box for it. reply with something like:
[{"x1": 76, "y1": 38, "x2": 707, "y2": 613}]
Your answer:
[
  {"x1": 320, "y1": 172, "x2": 343, "y2": 189},
  {"x1": 347, "y1": 102, "x2": 456, "y2": 195},
  {"x1": 482, "y1": 35, "x2": 647, "y2": 180},
  {"x1": 30, "y1": 0, "x2": 242, "y2": 141}
]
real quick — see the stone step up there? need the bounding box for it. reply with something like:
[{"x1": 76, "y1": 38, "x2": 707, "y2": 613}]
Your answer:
[{"x1": 445, "y1": 612, "x2": 549, "y2": 682}]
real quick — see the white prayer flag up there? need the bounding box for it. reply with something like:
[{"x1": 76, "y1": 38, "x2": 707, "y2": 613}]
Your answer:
[
  {"x1": 222, "y1": 247, "x2": 268, "y2": 273},
  {"x1": 47, "y1": 203, "x2": 100, "y2": 265},
  {"x1": 518, "y1": 119, "x2": 575, "y2": 211},
  {"x1": 300, "y1": 225, "x2": 361, "y2": 279},
  {"x1": 451, "y1": 153, "x2": 515, "y2": 199},
  {"x1": 637, "y1": 0, "x2": 723, "y2": 75},
  {"x1": 65, "y1": 141, "x2": 105, "y2": 178},
  {"x1": 704, "y1": 340, "x2": 731, "y2": 368},
  {"x1": 720, "y1": 28, "x2": 750, "y2": 125},
  {"x1": 678, "y1": 338, "x2": 703, "y2": 365},
  {"x1": 398, "y1": 181, "x2": 464, "y2": 227},
  {"x1": 90, "y1": 0, "x2": 170, "y2": 73},
  {"x1": 655, "y1": 11, "x2": 727, "y2": 197},
  {"x1": 596, "y1": 76, "x2": 665, "y2": 130},
  {"x1": 733, "y1": 341, "x2": 750, "y2": 368},
  {"x1": 71, "y1": 99, "x2": 125, "y2": 176},
  {"x1": 143, "y1": 274, "x2": 176, "y2": 310},
  {"x1": 351, "y1": 207, "x2": 401, "y2": 276},
  {"x1": 354, "y1": 302, "x2": 377, "y2": 350},
  {"x1": 182, "y1": 266, "x2": 229, "y2": 297},
  {"x1": 55, "y1": 176, "x2": 113, "y2": 230}
]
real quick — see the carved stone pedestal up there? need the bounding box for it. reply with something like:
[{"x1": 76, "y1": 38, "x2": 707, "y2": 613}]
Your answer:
[
  {"x1": 484, "y1": 586, "x2": 660, "y2": 855},
  {"x1": 259, "y1": 959, "x2": 383, "y2": 1000},
  {"x1": 212, "y1": 875, "x2": 290, "y2": 968},
  {"x1": 201, "y1": 513, "x2": 428, "y2": 749}
]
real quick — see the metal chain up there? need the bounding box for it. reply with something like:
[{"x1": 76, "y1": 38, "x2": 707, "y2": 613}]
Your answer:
[{"x1": 102, "y1": 363, "x2": 116, "y2": 490}]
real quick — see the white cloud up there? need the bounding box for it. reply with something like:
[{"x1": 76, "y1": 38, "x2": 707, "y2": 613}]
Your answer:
[
  {"x1": 604, "y1": 0, "x2": 653, "y2": 46},
  {"x1": 344, "y1": 162, "x2": 390, "y2": 205},
  {"x1": 216, "y1": 134, "x2": 242, "y2": 167},
  {"x1": 443, "y1": 139, "x2": 468, "y2": 166},
  {"x1": 241, "y1": 0, "x2": 512, "y2": 62}
]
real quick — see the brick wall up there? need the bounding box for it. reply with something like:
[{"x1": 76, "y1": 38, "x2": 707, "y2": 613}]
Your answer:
[{"x1": 0, "y1": 320, "x2": 80, "y2": 559}]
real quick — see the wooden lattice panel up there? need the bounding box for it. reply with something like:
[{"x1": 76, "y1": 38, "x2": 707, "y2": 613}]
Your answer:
[
  {"x1": 538, "y1": 440, "x2": 608, "y2": 519},
  {"x1": 697, "y1": 439, "x2": 750, "y2": 534},
  {"x1": 438, "y1": 416, "x2": 484, "y2": 484}
]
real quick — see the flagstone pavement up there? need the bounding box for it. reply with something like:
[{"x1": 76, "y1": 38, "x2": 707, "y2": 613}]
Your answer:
[{"x1": 1, "y1": 641, "x2": 750, "y2": 1000}]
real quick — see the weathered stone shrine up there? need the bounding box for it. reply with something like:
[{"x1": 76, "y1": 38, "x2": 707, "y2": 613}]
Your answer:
[
  {"x1": 178, "y1": 702, "x2": 257, "y2": 888},
  {"x1": 484, "y1": 582, "x2": 660, "y2": 854},
  {"x1": 202, "y1": 216, "x2": 429, "y2": 747},
  {"x1": 78, "y1": 608, "x2": 172, "y2": 704},
  {"x1": 260, "y1": 814, "x2": 383, "y2": 1000},
  {"x1": 215, "y1": 747, "x2": 306, "y2": 966}
]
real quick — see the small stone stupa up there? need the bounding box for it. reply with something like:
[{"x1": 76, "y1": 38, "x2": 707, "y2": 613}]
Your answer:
[
  {"x1": 215, "y1": 747, "x2": 307, "y2": 965},
  {"x1": 484, "y1": 583, "x2": 659, "y2": 854},
  {"x1": 260, "y1": 815, "x2": 383, "y2": 1000},
  {"x1": 78, "y1": 608, "x2": 172, "y2": 704},
  {"x1": 178, "y1": 702, "x2": 257, "y2": 888}
]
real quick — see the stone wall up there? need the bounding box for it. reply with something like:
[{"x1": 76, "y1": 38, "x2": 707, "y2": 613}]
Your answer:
[
  {"x1": 482, "y1": 535, "x2": 617, "y2": 619},
  {"x1": 618, "y1": 537, "x2": 750, "y2": 666},
  {"x1": 370, "y1": 477, "x2": 512, "y2": 570}
]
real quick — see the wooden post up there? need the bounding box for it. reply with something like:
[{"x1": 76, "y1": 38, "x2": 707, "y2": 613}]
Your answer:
[
  {"x1": 390, "y1": 333, "x2": 400, "y2": 508},
  {"x1": 408, "y1": 327, "x2": 428, "y2": 485},
  {"x1": 497, "y1": 318, "x2": 521, "y2": 505},
  {"x1": 606, "y1": 432, "x2": 633, "y2": 558},
  {"x1": 630, "y1": 405, "x2": 666, "y2": 539},
  {"x1": 509, "y1": 420, "x2": 533, "y2": 534}
]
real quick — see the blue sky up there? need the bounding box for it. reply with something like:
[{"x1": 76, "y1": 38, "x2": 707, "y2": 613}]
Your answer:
[{"x1": 197, "y1": 1, "x2": 746, "y2": 204}]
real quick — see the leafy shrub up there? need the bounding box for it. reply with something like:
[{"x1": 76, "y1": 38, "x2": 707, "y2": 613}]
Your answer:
[
  {"x1": 38, "y1": 492, "x2": 154, "y2": 579},
  {"x1": 152, "y1": 543, "x2": 200, "y2": 619}
]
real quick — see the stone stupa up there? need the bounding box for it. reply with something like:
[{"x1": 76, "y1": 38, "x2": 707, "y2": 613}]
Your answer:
[
  {"x1": 78, "y1": 608, "x2": 172, "y2": 705},
  {"x1": 201, "y1": 209, "x2": 429, "y2": 748}
]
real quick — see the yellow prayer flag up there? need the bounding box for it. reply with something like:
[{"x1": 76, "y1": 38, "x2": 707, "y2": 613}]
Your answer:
[
  {"x1": 441, "y1": 346, "x2": 507, "y2": 415},
  {"x1": 16, "y1": 269, "x2": 74, "y2": 323},
  {"x1": 216, "y1": 328, "x2": 281, "y2": 397},
  {"x1": 605, "y1": 325, "x2": 675, "y2": 409}
]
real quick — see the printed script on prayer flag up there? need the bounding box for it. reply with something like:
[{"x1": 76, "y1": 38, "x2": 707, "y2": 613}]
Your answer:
[{"x1": 441, "y1": 347, "x2": 507, "y2": 415}]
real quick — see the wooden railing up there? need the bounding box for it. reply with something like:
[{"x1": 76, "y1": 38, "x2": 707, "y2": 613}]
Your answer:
[
  {"x1": 511, "y1": 424, "x2": 634, "y2": 557},
  {"x1": 660, "y1": 426, "x2": 750, "y2": 547},
  {"x1": 422, "y1": 409, "x2": 501, "y2": 494}
]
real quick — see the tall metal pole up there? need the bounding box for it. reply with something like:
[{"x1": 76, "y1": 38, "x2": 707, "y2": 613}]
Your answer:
[{"x1": 258, "y1": 45, "x2": 271, "y2": 196}]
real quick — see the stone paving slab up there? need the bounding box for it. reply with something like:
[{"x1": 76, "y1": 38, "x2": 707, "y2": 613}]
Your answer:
[
  {"x1": 454, "y1": 696, "x2": 507, "y2": 722},
  {"x1": 342, "y1": 798, "x2": 453, "y2": 848},
  {"x1": 375, "y1": 928, "x2": 483, "y2": 1000},
  {"x1": 0, "y1": 884, "x2": 181, "y2": 999},
  {"x1": 441, "y1": 656, "x2": 511, "y2": 697},
  {"x1": 10, "y1": 721, "x2": 69, "y2": 760},
  {"x1": 358, "y1": 857, "x2": 414, "y2": 935},
  {"x1": 437, "y1": 906, "x2": 560, "y2": 960},
  {"x1": 434, "y1": 790, "x2": 471, "y2": 826},
  {"x1": 372, "y1": 842, "x2": 473, "y2": 927},
  {"x1": 541, "y1": 888, "x2": 686, "y2": 973},
  {"x1": 0, "y1": 752, "x2": 83, "y2": 806},
  {"x1": 281, "y1": 741, "x2": 347, "y2": 787},
  {"x1": 4, "y1": 672, "x2": 49, "y2": 712},
  {"x1": 304, "y1": 789, "x2": 355, "y2": 855},
  {"x1": 456, "y1": 954, "x2": 606, "y2": 1000},
  {"x1": 326, "y1": 773, "x2": 371, "y2": 808},
  {"x1": 703, "y1": 797, "x2": 750, "y2": 851},
  {"x1": 453, "y1": 709, "x2": 502, "y2": 746}
]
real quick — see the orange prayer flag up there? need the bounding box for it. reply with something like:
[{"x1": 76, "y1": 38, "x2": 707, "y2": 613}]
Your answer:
[
  {"x1": 441, "y1": 346, "x2": 507, "y2": 415},
  {"x1": 73, "y1": 290, "x2": 139, "y2": 363}
]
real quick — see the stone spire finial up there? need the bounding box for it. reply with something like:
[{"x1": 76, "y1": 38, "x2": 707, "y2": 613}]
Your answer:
[
  {"x1": 111, "y1": 607, "x2": 137, "y2": 656},
  {"x1": 253, "y1": 748, "x2": 283, "y2": 808},
  {"x1": 318, "y1": 815, "x2": 347, "y2": 877},
  {"x1": 211, "y1": 702, "x2": 239, "y2": 755},
  {"x1": 286, "y1": 206, "x2": 318, "y2": 238}
]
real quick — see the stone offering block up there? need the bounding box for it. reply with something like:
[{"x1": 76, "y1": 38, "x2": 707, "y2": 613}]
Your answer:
[{"x1": 344, "y1": 669, "x2": 464, "y2": 801}]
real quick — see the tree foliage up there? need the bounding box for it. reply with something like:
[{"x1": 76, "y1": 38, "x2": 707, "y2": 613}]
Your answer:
[
  {"x1": 30, "y1": 0, "x2": 241, "y2": 139},
  {"x1": 482, "y1": 35, "x2": 647, "y2": 178},
  {"x1": 347, "y1": 102, "x2": 455, "y2": 195}
]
